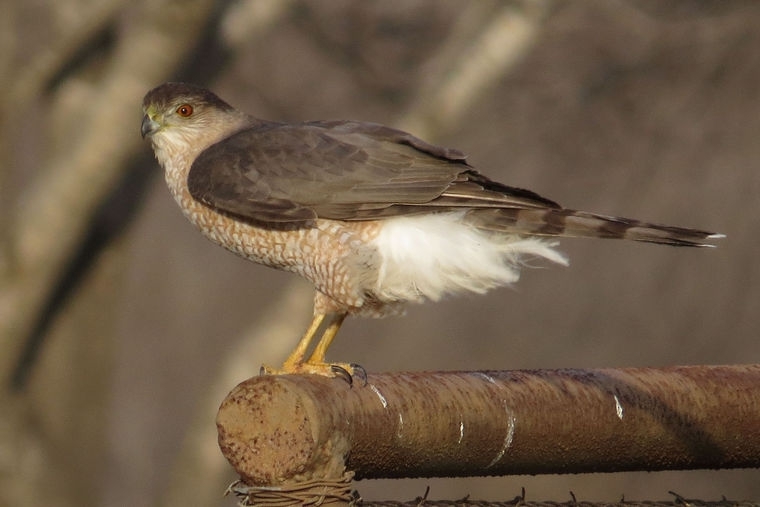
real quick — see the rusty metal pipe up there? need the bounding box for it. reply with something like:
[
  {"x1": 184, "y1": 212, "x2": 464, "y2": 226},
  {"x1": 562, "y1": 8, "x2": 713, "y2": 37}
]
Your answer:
[{"x1": 216, "y1": 365, "x2": 760, "y2": 485}]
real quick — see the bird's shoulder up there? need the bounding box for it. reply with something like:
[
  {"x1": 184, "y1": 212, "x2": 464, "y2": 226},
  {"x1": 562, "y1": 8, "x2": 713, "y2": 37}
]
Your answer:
[{"x1": 202, "y1": 118, "x2": 470, "y2": 170}]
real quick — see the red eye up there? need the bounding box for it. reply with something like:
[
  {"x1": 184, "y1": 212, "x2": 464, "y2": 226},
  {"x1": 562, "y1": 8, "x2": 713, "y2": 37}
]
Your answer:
[{"x1": 176, "y1": 104, "x2": 194, "y2": 117}]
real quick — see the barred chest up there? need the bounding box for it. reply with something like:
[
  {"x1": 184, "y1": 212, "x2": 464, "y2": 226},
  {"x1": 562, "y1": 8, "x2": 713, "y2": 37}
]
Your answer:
[{"x1": 170, "y1": 184, "x2": 381, "y2": 308}]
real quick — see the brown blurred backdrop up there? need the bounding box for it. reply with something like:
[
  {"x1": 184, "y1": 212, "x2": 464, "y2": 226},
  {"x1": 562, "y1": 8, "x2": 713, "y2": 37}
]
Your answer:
[{"x1": 1, "y1": 1, "x2": 758, "y2": 505}]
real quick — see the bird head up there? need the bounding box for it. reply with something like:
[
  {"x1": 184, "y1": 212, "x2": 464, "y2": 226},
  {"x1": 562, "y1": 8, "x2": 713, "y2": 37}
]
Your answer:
[{"x1": 141, "y1": 82, "x2": 250, "y2": 167}]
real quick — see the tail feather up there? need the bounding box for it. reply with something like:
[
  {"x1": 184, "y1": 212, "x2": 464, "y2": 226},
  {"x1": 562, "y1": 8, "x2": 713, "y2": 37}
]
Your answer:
[{"x1": 466, "y1": 208, "x2": 723, "y2": 247}]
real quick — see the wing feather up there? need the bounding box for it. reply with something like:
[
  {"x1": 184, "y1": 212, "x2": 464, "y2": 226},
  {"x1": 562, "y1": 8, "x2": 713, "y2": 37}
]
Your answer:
[
  {"x1": 186, "y1": 118, "x2": 720, "y2": 246},
  {"x1": 187, "y1": 120, "x2": 557, "y2": 223}
]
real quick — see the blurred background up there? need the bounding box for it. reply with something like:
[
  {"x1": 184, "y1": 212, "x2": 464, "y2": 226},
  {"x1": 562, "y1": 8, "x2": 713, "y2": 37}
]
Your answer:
[{"x1": 1, "y1": 0, "x2": 758, "y2": 505}]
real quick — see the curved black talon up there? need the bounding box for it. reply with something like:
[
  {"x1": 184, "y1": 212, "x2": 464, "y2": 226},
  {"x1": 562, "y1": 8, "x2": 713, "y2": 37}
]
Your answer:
[
  {"x1": 331, "y1": 364, "x2": 353, "y2": 386},
  {"x1": 350, "y1": 363, "x2": 368, "y2": 386}
]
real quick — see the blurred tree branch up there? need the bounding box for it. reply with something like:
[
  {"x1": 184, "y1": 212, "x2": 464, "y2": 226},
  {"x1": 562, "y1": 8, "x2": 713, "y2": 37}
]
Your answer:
[
  {"x1": 0, "y1": 0, "x2": 217, "y2": 505},
  {"x1": 399, "y1": 0, "x2": 553, "y2": 138},
  {"x1": 0, "y1": 0, "x2": 217, "y2": 386},
  {"x1": 9, "y1": 0, "x2": 123, "y2": 106}
]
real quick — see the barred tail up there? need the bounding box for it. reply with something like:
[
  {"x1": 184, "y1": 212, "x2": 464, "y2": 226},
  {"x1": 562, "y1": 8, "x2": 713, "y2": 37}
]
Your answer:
[{"x1": 467, "y1": 208, "x2": 724, "y2": 247}]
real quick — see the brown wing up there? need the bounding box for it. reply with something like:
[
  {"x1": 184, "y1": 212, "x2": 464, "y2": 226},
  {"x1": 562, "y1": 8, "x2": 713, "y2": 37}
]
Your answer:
[
  {"x1": 188, "y1": 119, "x2": 721, "y2": 246},
  {"x1": 187, "y1": 119, "x2": 559, "y2": 224}
]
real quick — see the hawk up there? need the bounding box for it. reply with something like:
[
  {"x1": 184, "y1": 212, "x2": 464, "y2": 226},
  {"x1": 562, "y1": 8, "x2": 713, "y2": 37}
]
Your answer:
[{"x1": 141, "y1": 82, "x2": 721, "y2": 377}]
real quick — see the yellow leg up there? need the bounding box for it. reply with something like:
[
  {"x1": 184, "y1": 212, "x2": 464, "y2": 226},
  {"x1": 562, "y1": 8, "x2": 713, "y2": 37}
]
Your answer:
[
  {"x1": 280, "y1": 313, "x2": 325, "y2": 371},
  {"x1": 269, "y1": 312, "x2": 352, "y2": 377},
  {"x1": 306, "y1": 313, "x2": 347, "y2": 365}
]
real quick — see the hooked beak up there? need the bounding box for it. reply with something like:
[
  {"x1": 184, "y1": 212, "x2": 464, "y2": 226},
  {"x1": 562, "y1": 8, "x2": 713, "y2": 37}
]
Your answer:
[{"x1": 141, "y1": 114, "x2": 159, "y2": 138}]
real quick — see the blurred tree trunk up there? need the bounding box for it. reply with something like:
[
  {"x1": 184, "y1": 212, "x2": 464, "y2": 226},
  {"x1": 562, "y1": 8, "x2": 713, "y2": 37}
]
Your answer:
[{"x1": 0, "y1": 0, "x2": 217, "y2": 505}]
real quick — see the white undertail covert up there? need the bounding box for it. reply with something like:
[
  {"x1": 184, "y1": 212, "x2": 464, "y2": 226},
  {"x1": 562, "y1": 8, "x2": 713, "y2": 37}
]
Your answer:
[{"x1": 371, "y1": 211, "x2": 568, "y2": 303}]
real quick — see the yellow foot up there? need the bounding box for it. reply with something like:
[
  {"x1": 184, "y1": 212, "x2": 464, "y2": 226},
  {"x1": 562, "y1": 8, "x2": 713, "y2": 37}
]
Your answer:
[{"x1": 260, "y1": 361, "x2": 366, "y2": 386}]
